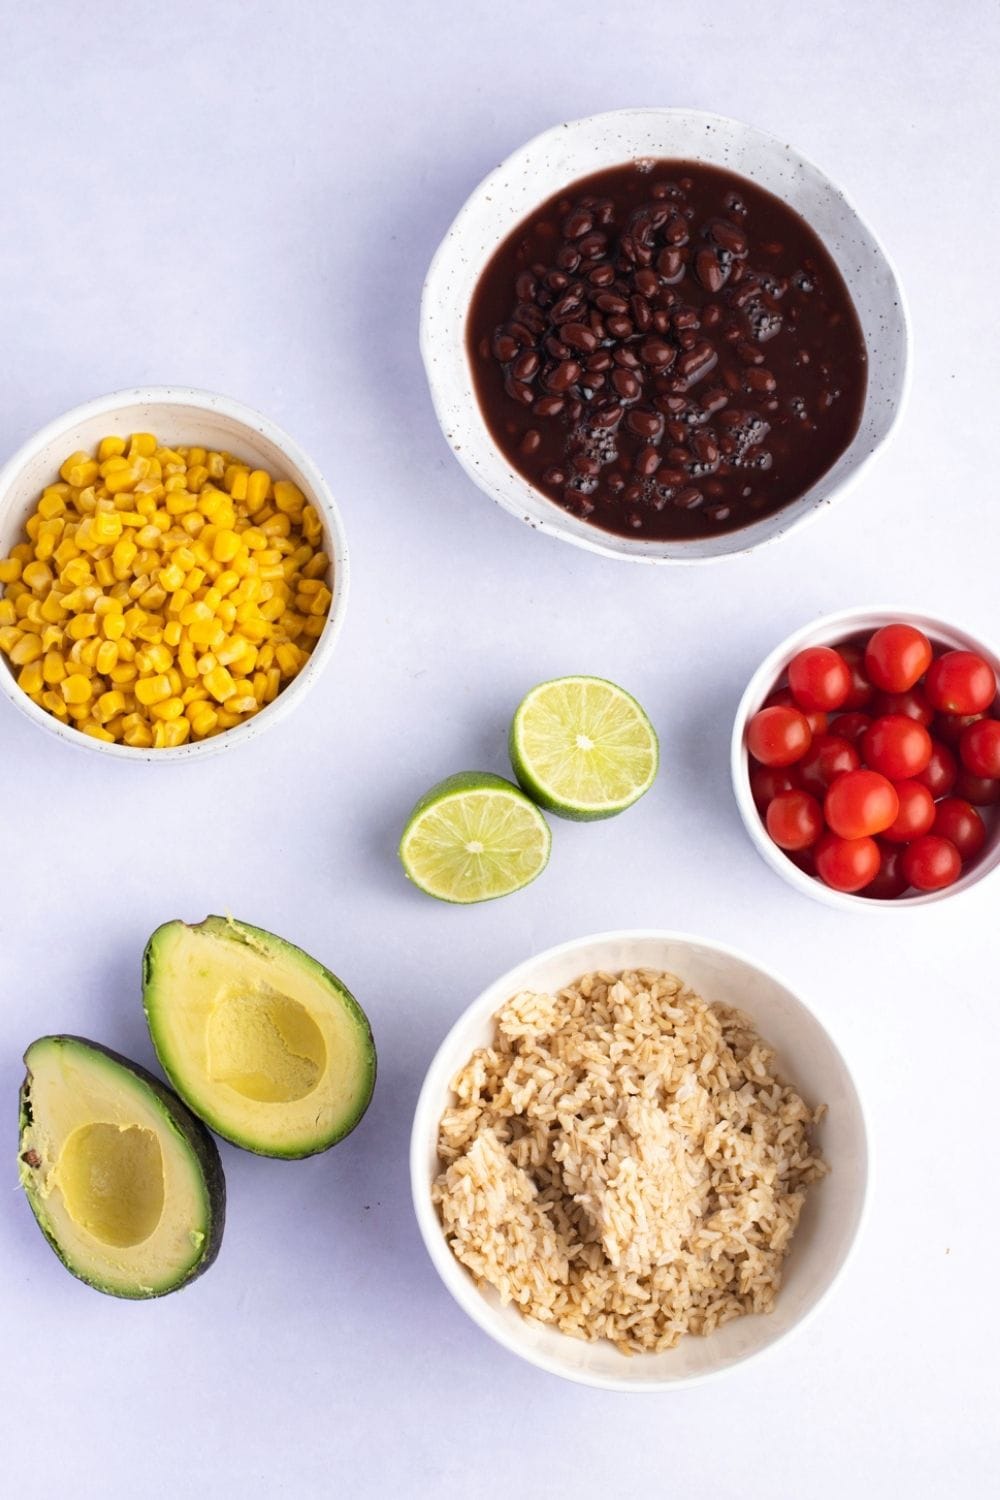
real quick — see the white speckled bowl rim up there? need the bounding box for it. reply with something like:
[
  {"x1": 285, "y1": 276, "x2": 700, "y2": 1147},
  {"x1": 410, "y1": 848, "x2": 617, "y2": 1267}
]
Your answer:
[
  {"x1": 421, "y1": 107, "x2": 911, "y2": 563},
  {"x1": 0, "y1": 387, "x2": 349, "y2": 762}
]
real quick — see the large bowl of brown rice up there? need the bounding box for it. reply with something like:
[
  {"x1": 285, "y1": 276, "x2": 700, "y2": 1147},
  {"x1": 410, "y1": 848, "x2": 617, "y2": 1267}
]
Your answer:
[{"x1": 410, "y1": 930, "x2": 868, "y2": 1390}]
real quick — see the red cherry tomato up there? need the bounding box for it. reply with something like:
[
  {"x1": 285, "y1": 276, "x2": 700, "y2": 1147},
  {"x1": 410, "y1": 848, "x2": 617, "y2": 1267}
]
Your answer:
[
  {"x1": 766, "y1": 790, "x2": 824, "y2": 851},
  {"x1": 954, "y1": 769, "x2": 1000, "y2": 806},
  {"x1": 787, "y1": 646, "x2": 851, "y2": 713},
  {"x1": 749, "y1": 763, "x2": 801, "y2": 812},
  {"x1": 959, "y1": 718, "x2": 1000, "y2": 779},
  {"x1": 747, "y1": 705, "x2": 812, "y2": 767},
  {"x1": 916, "y1": 741, "x2": 958, "y2": 799},
  {"x1": 871, "y1": 689, "x2": 934, "y2": 726},
  {"x1": 836, "y1": 641, "x2": 875, "y2": 710},
  {"x1": 932, "y1": 798, "x2": 986, "y2": 860},
  {"x1": 864, "y1": 843, "x2": 910, "y2": 900},
  {"x1": 832, "y1": 711, "x2": 873, "y2": 745},
  {"x1": 824, "y1": 769, "x2": 899, "y2": 840},
  {"x1": 861, "y1": 715, "x2": 932, "y2": 781},
  {"x1": 901, "y1": 835, "x2": 962, "y2": 892},
  {"x1": 814, "y1": 832, "x2": 881, "y2": 893},
  {"x1": 934, "y1": 711, "x2": 985, "y2": 746},
  {"x1": 765, "y1": 689, "x2": 828, "y2": 737},
  {"x1": 864, "y1": 624, "x2": 933, "y2": 694},
  {"x1": 797, "y1": 734, "x2": 860, "y2": 796},
  {"x1": 881, "y1": 780, "x2": 936, "y2": 843},
  {"x1": 787, "y1": 846, "x2": 817, "y2": 878},
  {"x1": 924, "y1": 651, "x2": 997, "y2": 715}
]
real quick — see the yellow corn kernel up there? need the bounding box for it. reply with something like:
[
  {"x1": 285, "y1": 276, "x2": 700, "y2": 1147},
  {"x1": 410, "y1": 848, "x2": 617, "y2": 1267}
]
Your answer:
[
  {"x1": 301, "y1": 505, "x2": 324, "y2": 544},
  {"x1": 209, "y1": 528, "x2": 239, "y2": 563},
  {"x1": 94, "y1": 557, "x2": 115, "y2": 587},
  {"x1": 0, "y1": 557, "x2": 22, "y2": 583},
  {"x1": 42, "y1": 689, "x2": 69, "y2": 719},
  {"x1": 184, "y1": 567, "x2": 207, "y2": 593},
  {"x1": 189, "y1": 705, "x2": 219, "y2": 738},
  {"x1": 301, "y1": 615, "x2": 325, "y2": 639},
  {"x1": 66, "y1": 612, "x2": 99, "y2": 640},
  {"x1": 157, "y1": 563, "x2": 185, "y2": 592},
  {"x1": 134, "y1": 674, "x2": 172, "y2": 706},
  {"x1": 205, "y1": 452, "x2": 226, "y2": 480},
  {"x1": 123, "y1": 719, "x2": 154, "y2": 748},
  {"x1": 153, "y1": 719, "x2": 190, "y2": 748},
  {"x1": 251, "y1": 671, "x2": 268, "y2": 703},
  {"x1": 215, "y1": 568, "x2": 240, "y2": 595},
  {"x1": 0, "y1": 600, "x2": 15, "y2": 626},
  {"x1": 273, "y1": 480, "x2": 305, "y2": 516},
  {"x1": 262, "y1": 514, "x2": 291, "y2": 539},
  {"x1": 275, "y1": 642, "x2": 304, "y2": 676},
  {"x1": 39, "y1": 593, "x2": 68, "y2": 624},
  {"x1": 95, "y1": 689, "x2": 126, "y2": 722},
  {"x1": 0, "y1": 624, "x2": 22, "y2": 653},
  {"x1": 223, "y1": 465, "x2": 249, "y2": 500},
  {"x1": 135, "y1": 524, "x2": 161, "y2": 549},
  {"x1": 163, "y1": 620, "x2": 183, "y2": 647},
  {"x1": 17, "y1": 660, "x2": 44, "y2": 696},
  {"x1": 307, "y1": 585, "x2": 332, "y2": 617},
  {"x1": 80, "y1": 721, "x2": 115, "y2": 742},
  {"x1": 59, "y1": 450, "x2": 91, "y2": 483},
  {"x1": 217, "y1": 600, "x2": 237, "y2": 630},
  {"x1": 149, "y1": 695, "x2": 184, "y2": 721},
  {"x1": 174, "y1": 647, "x2": 197, "y2": 680},
  {"x1": 103, "y1": 466, "x2": 141, "y2": 496},
  {"x1": 204, "y1": 665, "x2": 236, "y2": 702},
  {"x1": 95, "y1": 640, "x2": 119, "y2": 674},
  {"x1": 165, "y1": 489, "x2": 198, "y2": 513},
  {"x1": 187, "y1": 617, "x2": 225, "y2": 650},
  {"x1": 61, "y1": 673, "x2": 92, "y2": 704},
  {"x1": 214, "y1": 709, "x2": 241, "y2": 730},
  {"x1": 129, "y1": 433, "x2": 157, "y2": 458},
  {"x1": 244, "y1": 470, "x2": 270, "y2": 512},
  {"x1": 22, "y1": 560, "x2": 53, "y2": 591},
  {"x1": 42, "y1": 650, "x2": 66, "y2": 685},
  {"x1": 98, "y1": 435, "x2": 126, "y2": 461},
  {"x1": 10, "y1": 542, "x2": 33, "y2": 563},
  {"x1": 9, "y1": 633, "x2": 43, "y2": 665},
  {"x1": 92, "y1": 510, "x2": 123, "y2": 543},
  {"x1": 139, "y1": 584, "x2": 168, "y2": 611},
  {"x1": 135, "y1": 621, "x2": 164, "y2": 644},
  {"x1": 109, "y1": 663, "x2": 138, "y2": 686},
  {"x1": 38, "y1": 492, "x2": 67, "y2": 520},
  {"x1": 102, "y1": 611, "x2": 126, "y2": 642},
  {"x1": 227, "y1": 694, "x2": 257, "y2": 714},
  {"x1": 184, "y1": 464, "x2": 208, "y2": 493}
]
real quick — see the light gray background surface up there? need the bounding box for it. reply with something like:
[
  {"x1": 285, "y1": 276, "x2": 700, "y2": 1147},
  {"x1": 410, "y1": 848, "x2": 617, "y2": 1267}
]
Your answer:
[{"x1": 1, "y1": 2, "x2": 996, "y2": 1495}]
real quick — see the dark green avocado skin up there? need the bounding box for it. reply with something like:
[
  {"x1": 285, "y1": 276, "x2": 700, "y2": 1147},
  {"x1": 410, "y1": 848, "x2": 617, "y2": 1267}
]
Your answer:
[{"x1": 18, "y1": 1035, "x2": 226, "y2": 1299}]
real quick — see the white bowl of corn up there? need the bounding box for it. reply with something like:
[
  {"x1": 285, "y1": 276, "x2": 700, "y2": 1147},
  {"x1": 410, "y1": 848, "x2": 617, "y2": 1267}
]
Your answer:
[{"x1": 0, "y1": 387, "x2": 348, "y2": 759}]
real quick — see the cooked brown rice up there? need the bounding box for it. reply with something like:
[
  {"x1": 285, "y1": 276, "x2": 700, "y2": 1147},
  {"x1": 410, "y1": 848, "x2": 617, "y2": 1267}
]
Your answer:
[{"x1": 433, "y1": 968, "x2": 828, "y2": 1353}]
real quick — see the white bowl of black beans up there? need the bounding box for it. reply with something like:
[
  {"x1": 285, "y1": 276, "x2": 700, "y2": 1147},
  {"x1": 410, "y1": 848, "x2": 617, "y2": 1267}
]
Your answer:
[{"x1": 421, "y1": 108, "x2": 909, "y2": 563}]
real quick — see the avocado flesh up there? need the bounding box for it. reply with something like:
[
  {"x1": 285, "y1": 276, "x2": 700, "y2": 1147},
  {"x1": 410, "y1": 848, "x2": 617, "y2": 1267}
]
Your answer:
[
  {"x1": 19, "y1": 1036, "x2": 225, "y2": 1298},
  {"x1": 142, "y1": 916, "x2": 376, "y2": 1158}
]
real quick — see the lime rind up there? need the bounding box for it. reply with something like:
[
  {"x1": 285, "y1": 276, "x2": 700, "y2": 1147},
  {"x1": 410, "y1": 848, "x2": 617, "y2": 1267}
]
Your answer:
[
  {"x1": 509, "y1": 675, "x2": 659, "y2": 821},
  {"x1": 399, "y1": 772, "x2": 551, "y2": 903}
]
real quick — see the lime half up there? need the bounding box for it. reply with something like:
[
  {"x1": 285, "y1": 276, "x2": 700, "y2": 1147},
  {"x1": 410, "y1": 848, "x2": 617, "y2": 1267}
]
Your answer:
[
  {"x1": 509, "y1": 676, "x2": 659, "y2": 821},
  {"x1": 399, "y1": 772, "x2": 551, "y2": 903}
]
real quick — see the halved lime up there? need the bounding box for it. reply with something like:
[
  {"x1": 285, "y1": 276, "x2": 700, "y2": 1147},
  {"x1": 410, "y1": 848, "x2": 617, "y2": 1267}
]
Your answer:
[
  {"x1": 509, "y1": 676, "x2": 659, "y2": 821},
  {"x1": 399, "y1": 772, "x2": 551, "y2": 903}
]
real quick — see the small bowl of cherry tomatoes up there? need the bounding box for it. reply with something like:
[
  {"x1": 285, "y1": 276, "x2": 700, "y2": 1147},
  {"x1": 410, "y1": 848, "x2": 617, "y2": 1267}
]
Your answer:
[{"x1": 731, "y1": 607, "x2": 1000, "y2": 907}]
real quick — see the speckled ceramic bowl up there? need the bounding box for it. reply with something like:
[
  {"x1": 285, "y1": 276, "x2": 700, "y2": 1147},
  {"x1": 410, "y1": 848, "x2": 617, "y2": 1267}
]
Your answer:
[
  {"x1": 421, "y1": 108, "x2": 910, "y2": 563},
  {"x1": 0, "y1": 387, "x2": 348, "y2": 761}
]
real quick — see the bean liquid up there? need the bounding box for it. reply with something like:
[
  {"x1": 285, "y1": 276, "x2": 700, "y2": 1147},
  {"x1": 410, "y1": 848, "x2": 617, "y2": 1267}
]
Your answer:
[{"x1": 467, "y1": 160, "x2": 867, "y2": 541}]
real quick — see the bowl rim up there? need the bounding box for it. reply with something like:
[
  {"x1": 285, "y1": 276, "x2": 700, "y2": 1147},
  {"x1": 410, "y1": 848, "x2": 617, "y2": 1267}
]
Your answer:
[
  {"x1": 0, "y1": 385, "x2": 349, "y2": 763},
  {"x1": 420, "y1": 105, "x2": 912, "y2": 566},
  {"x1": 409, "y1": 925, "x2": 870, "y2": 1391},
  {"x1": 731, "y1": 605, "x2": 1000, "y2": 909}
]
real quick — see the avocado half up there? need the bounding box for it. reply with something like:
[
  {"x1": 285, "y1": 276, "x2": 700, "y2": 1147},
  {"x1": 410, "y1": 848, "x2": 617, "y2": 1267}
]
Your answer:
[
  {"x1": 19, "y1": 1036, "x2": 225, "y2": 1298},
  {"x1": 142, "y1": 916, "x2": 376, "y2": 1159}
]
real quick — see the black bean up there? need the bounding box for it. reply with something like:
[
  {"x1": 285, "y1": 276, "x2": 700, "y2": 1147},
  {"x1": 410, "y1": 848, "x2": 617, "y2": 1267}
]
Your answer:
[
  {"x1": 520, "y1": 429, "x2": 542, "y2": 456},
  {"x1": 626, "y1": 409, "x2": 664, "y2": 440},
  {"x1": 561, "y1": 322, "x2": 599, "y2": 353},
  {"x1": 512, "y1": 351, "x2": 540, "y2": 381},
  {"x1": 563, "y1": 210, "x2": 594, "y2": 239},
  {"x1": 546, "y1": 360, "x2": 582, "y2": 393},
  {"x1": 634, "y1": 447, "x2": 661, "y2": 477},
  {"x1": 533, "y1": 396, "x2": 565, "y2": 417},
  {"x1": 612, "y1": 368, "x2": 642, "y2": 401}
]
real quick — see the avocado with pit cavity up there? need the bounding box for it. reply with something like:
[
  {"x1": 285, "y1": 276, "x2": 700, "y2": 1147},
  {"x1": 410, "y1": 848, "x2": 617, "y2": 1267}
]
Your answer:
[
  {"x1": 142, "y1": 916, "x2": 376, "y2": 1159},
  {"x1": 18, "y1": 1035, "x2": 225, "y2": 1298}
]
